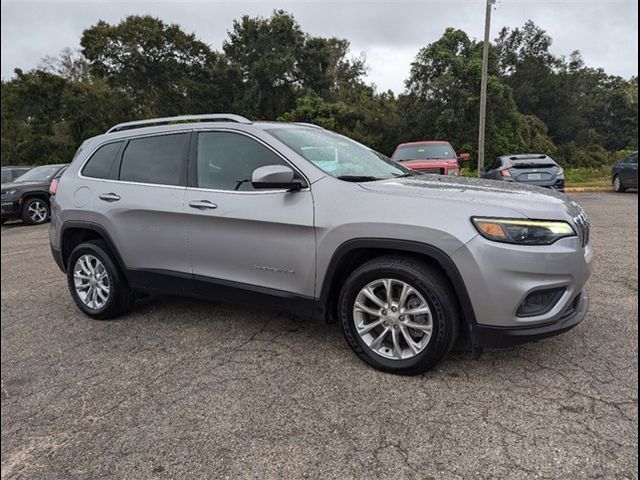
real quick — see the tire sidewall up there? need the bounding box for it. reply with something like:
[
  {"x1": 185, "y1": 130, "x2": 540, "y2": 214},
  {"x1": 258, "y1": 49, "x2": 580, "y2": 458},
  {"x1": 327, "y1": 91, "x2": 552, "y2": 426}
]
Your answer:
[
  {"x1": 67, "y1": 242, "x2": 119, "y2": 318},
  {"x1": 339, "y1": 264, "x2": 453, "y2": 374},
  {"x1": 613, "y1": 175, "x2": 624, "y2": 192},
  {"x1": 22, "y1": 197, "x2": 50, "y2": 225}
]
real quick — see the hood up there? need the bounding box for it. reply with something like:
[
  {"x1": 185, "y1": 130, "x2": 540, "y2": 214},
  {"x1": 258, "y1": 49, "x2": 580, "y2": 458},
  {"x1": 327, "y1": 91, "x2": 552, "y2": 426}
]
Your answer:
[
  {"x1": 1, "y1": 180, "x2": 49, "y2": 192},
  {"x1": 401, "y1": 159, "x2": 458, "y2": 168},
  {"x1": 358, "y1": 175, "x2": 582, "y2": 220}
]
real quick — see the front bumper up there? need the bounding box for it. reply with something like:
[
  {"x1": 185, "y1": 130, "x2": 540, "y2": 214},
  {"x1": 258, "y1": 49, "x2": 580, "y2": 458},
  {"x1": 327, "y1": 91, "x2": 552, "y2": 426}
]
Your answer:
[
  {"x1": 470, "y1": 290, "x2": 589, "y2": 348},
  {"x1": 1, "y1": 198, "x2": 21, "y2": 219},
  {"x1": 452, "y1": 233, "x2": 593, "y2": 331}
]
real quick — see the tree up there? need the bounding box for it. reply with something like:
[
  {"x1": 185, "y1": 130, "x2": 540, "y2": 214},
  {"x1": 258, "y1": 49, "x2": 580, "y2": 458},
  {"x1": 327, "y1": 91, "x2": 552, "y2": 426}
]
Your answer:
[{"x1": 80, "y1": 15, "x2": 234, "y2": 117}]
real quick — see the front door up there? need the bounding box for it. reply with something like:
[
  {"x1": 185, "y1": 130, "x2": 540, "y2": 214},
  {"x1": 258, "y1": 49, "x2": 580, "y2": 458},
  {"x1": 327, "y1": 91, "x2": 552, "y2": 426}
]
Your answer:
[{"x1": 183, "y1": 130, "x2": 316, "y2": 313}]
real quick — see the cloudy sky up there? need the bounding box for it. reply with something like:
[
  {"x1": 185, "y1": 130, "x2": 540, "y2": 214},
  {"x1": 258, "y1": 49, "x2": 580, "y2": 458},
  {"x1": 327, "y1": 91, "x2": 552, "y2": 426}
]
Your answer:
[{"x1": 1, "y1": 0, "x2": 638, "y2": 93}]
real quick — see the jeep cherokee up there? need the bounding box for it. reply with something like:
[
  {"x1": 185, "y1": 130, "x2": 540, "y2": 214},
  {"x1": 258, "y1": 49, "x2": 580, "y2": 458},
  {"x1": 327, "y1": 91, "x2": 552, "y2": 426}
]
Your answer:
[{"x1": 50, "y1": 114, "x2": 592, "y2": 375}]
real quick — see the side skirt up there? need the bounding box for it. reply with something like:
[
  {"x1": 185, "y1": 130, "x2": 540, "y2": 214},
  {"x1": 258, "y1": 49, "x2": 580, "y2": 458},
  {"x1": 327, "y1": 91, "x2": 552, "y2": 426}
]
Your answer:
[{"x1": 127, "y1": 268, "x2": 317, "y2": 321}]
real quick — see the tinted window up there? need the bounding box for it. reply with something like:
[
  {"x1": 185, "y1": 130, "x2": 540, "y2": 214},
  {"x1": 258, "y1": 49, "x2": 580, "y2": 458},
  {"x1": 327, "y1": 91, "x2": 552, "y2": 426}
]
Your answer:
[
  {"x1": 120, "y1": 134, "x2": 188, "y2": 186},
  {"x1": 82, "y1": 142, "x2": 122, "y2": 179},
  {"x1": 393, "y1": 144, "x2": 456, "y2": 161},
  {"x1": 197, "y1": 132, "x2": 288, "y2": 191}
]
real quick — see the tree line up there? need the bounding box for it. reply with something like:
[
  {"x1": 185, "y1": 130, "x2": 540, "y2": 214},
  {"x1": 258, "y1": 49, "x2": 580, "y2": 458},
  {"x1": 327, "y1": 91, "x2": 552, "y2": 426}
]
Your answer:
[{"x1": 1, "y1": 11, "x2": 637, "y2": 169}]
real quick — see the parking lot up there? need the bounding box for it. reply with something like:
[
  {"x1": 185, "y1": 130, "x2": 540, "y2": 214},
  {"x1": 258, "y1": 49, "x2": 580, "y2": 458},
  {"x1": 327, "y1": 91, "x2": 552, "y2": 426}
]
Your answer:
[{"x1": 1, "y1": 192, "x2": 637, "y2": 479}]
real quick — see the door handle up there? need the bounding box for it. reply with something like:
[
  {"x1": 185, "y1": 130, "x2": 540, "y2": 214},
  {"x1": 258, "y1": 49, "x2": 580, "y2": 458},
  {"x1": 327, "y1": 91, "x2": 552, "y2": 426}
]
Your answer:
[
  {"x1": 189, "y1": 200, "x2": 218, "y2": 210},
  {"x1": 99, "y1": 193, "x2": 121, "y2": 202}
]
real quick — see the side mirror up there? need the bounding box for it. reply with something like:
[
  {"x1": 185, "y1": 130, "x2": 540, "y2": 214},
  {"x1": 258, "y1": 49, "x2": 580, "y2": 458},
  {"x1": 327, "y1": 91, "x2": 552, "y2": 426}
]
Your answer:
[
  {"x1": 252, "y1": 165, "x2": 303, "y2": 191},
  {"x1": 457, "y1": 153, "x2": 471, "y2": 161}
]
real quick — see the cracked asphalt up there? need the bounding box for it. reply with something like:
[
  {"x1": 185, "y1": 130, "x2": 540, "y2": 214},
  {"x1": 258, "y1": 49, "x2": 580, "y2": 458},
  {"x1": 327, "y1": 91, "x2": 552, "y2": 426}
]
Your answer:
[{"x1": 1, "y1": 192, "x2": 638, "y2": 479}]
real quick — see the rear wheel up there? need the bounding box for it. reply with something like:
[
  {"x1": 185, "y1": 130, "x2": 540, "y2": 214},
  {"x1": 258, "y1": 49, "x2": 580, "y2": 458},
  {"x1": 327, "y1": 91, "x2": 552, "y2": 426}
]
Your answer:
[
  {"x1": 613, "y1": 175, "x2": 626, "y2": 193},
  {"x1": 21, "y1": 197, "x2": 50, "y2": 225},
  {"x1": 338, "y1": 255, "x2": 460, "y2": 375},
  {"x1": 67, "y1": 240, "x2": 135, "y2": 320}
]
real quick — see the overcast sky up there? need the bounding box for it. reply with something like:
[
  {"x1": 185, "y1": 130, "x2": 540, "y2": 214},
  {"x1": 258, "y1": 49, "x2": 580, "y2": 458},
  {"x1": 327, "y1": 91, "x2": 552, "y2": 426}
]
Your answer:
[{"x1": 1, "y1": 0, "x2": 638, "y2": 93}]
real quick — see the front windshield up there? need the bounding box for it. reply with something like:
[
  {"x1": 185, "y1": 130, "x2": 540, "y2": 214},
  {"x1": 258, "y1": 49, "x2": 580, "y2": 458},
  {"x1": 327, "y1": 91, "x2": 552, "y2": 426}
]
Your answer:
[
  {"x1": 14, "y1": 165, "x2": 60, "y2": 183},
  {"x1": 266, "y1": 127, "x2": 410, "y2": 180},
  {"x1": 394, "y1": 144, "x2": 455, "y2": 161}
]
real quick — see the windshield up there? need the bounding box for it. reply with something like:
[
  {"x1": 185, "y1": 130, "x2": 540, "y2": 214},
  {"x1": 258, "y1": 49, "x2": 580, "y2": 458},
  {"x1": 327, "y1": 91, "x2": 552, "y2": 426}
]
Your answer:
[
  {"x1": 1, "y1": 170, "x2": 12, "y2": 183},
  {"x1": 394, "y1": 144, "x2": 456, "y2": 161},
  {"x1": 266, "y1": 127, "x2": 409, "y2": 180},
  {"x1": 14, "y1": 165, "x2": 60, "y2": 183}
]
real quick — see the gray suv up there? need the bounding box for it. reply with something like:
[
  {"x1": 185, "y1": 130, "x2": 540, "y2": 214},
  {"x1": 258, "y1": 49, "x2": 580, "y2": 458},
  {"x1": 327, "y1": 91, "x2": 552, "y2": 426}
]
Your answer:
[{"x1": 50, "y1": 114, "x2": 593, "y2": 374}]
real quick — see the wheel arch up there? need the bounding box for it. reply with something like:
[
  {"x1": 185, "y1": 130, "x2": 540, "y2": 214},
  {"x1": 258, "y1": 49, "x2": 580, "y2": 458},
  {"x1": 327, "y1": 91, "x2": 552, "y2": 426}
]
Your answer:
[
  {"x1": 316, "y1": 239, "x2": 478, "y2": 330},
  {"x1": 60, "y1": 221, "x2": 127, "y2": 276}
]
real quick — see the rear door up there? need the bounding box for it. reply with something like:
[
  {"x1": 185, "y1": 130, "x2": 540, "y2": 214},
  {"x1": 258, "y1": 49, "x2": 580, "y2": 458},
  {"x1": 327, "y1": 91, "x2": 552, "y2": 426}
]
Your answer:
[
  {"x1": 83, "y1": 132, "x2": 192, "y2": 292},
  {"x1": 183, "y1": 130, "x2": 316, "y2": 309}
]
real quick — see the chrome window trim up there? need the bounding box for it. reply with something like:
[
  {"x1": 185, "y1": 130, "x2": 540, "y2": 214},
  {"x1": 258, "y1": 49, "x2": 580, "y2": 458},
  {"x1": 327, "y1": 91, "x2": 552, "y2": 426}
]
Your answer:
[{"x1": 77, "y1": 127, "x2": 311, "y2": 194}]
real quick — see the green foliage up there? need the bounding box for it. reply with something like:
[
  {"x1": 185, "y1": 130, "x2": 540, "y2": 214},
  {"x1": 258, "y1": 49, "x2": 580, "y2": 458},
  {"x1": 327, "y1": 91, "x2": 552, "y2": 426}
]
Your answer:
[{"x1": 1, "y1": 13, "x2": 637, "y2": 174}]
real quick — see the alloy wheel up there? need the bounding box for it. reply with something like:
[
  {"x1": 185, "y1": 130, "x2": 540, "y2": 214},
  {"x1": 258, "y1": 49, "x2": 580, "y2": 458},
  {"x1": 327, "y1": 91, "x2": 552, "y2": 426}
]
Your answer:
[
  {"x1": 27, "y1": 201, "x2": 48, "y2": 223},
  {"x1": 73, "y1": 254, "x2": 111, "y2": 310},
  {"x1": 353, "y1": 278, "x2": 433, "y2": 360}
]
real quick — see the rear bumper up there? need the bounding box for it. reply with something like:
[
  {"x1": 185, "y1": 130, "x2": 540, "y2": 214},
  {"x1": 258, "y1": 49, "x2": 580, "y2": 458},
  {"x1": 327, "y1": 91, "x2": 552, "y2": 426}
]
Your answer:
[
  {"x1": 470, "y1": 290, "x2": 589, "y2": 348},
  {"x1": 51, "y1": 245, "x2": 65, "y2": 272}
]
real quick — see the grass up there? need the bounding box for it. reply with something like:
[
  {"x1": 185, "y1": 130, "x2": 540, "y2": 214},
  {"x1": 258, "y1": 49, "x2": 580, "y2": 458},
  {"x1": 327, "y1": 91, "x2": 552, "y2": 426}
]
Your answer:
[{"x1": 460, "y1": 165, "x2": 613, "y2": 187}]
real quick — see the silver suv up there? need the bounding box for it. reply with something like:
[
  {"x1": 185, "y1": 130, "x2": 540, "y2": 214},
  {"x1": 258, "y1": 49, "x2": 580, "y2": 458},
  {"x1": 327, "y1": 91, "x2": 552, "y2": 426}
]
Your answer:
[{"x1": 50, "y1": 114, "x2": 593, "y2": 374}]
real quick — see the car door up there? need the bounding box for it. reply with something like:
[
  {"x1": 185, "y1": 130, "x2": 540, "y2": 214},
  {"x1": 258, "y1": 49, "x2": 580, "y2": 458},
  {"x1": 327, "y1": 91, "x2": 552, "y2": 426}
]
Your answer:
[
  {"x1": 83, "y1": 132, "x2": 193, "y2": 292},
  {"x1": 624, "y1": 153, "x2": 638, "y2": 188},
  {"x1": 183, "y1": 130, "x2": 316, "y2": 311}
]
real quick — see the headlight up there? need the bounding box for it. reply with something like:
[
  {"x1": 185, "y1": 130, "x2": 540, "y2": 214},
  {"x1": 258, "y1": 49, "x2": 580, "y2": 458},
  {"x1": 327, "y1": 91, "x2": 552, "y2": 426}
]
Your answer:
[
  {"x1": 557, "y1": 167, "x2": 564, "y2": 176},
  {"x1": 2, "y1": 189, "x2": 18, "y2": 196},
  {"x1": 471, "y1": 217, "x2": 576, "y2": 245}
]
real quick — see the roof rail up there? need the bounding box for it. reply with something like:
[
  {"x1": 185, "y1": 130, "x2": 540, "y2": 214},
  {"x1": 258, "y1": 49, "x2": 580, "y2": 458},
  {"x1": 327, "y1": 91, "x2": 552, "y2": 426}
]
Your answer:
[
  {"x1": 106, "y1": 114, "x2": 252, "y2": 134},
  {"x1": 292, "y1": 122, "x2": 324, "y2": 130}
]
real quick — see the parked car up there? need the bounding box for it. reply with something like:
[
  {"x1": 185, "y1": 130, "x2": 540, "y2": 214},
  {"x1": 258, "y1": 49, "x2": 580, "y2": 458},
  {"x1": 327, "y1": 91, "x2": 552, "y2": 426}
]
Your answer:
[
  {"x1": 50, "y1": 114, "x2": 592, "y2": 375},
  {"x1": 483, "y1": 154, "x2": 565, "y2": 191},
  {"x1": 1, "y1": 165, "x2": 32, "y2": 183},
  {"x1": 1, "y1": 164, "x2": 68, "y2": 225},
  {"x1": 391, "y1": 141, "x2": 470, "y2": 176},
  {"x1": 612, "y1": 151, "x2": 638, "y2": 193}
]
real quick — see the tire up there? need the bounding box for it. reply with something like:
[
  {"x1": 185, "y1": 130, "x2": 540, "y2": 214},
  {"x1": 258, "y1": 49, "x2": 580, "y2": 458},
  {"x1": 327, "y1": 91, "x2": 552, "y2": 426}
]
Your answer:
[
  {"x1": 613, "y1": 175, "x2": 626, "y2": 193},
  {"x1": 67, "y1": 240, "x2": 135, "y2": 320},
  {"x1": 338, "y1": 255, "x2": 460, "y2": 375},
  {"x1": 21, "y1": 197, "x2": 50, "y2": 225}
]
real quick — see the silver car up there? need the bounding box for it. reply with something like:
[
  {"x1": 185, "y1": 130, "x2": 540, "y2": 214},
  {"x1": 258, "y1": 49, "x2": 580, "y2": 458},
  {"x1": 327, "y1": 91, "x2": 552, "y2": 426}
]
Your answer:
[{"x1": 50, "y1": 114, "x2": 593, "y2": 374}]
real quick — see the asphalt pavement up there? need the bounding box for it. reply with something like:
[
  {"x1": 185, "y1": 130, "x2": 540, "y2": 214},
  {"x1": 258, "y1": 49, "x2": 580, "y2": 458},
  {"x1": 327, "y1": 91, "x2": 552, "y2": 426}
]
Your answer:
[{"x1": 1, "y1": 192, "x2": 638, "y2": 479}]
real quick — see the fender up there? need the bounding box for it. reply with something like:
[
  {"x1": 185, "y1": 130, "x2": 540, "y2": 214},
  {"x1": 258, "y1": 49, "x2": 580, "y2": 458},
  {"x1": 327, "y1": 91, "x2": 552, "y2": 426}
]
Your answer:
[{"x1": 315, "y1": 238, "x2": 478, "y2": 329}]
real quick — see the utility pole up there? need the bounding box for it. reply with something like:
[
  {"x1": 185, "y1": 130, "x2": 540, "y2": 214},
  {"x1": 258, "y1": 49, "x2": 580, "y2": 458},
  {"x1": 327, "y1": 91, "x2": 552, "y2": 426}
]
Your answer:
[{"x1": 477, "y1": 0, "x2": 495, "y2": 178}]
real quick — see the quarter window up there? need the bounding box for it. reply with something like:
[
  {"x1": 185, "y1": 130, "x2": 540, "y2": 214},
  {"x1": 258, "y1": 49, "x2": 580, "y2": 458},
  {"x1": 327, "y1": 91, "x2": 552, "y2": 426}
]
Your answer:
[
  {"x1": 81, "y1": 142, "x2": 123, "y2": 179},
  {"x1": 196, "y1": 132, "x2": 288, "y2": 191},
  {"x1": 120, "y1": 133, "x2": 188, "y2": 186}
]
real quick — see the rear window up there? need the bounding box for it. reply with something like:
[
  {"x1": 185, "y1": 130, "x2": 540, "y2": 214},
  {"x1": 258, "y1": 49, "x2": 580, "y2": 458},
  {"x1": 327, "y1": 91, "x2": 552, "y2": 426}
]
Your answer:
[
  {"x1": 82, "y1": 142, "x2": 122, "y2": 179},
  {"x1": 393, "y1": 145, "x2": 455, "y2": 161},
  {"x1": 119, "y1": 134, "x2": 188, "y2": 186}
]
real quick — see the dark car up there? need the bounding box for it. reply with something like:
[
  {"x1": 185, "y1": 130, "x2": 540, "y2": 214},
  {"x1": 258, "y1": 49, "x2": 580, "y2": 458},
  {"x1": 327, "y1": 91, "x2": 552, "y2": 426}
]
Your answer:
[
  {"x1": 483, "y1": 154, "x2": 565, "y2": 191},
  {"x1": 1, "y1": 164, "x2": 67, "y2": 225},
  {"x1": 612, "y1": 151, "x2": 638, "y2": 193},
  {"x1": 1, "y1": 166, "x2": 32, "y2": 183}
]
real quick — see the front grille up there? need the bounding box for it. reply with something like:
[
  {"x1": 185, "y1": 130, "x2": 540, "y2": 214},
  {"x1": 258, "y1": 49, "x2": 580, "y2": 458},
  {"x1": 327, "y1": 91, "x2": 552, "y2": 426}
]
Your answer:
[
  {"x1": 573, "y1": 207, "x2": 590, "y2": 247},
  {"x1": 417, "y1": 167, "x2": 444, "y2": 175}
]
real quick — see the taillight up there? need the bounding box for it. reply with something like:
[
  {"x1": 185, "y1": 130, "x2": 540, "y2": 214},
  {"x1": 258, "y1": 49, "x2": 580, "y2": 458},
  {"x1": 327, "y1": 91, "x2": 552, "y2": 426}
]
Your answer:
[
  {"x1": 500, "y1": 168, "x2": 512, "y2": 177},
  {"x1": 49, "y1": 178, "x2": 59, "y2": 195}
]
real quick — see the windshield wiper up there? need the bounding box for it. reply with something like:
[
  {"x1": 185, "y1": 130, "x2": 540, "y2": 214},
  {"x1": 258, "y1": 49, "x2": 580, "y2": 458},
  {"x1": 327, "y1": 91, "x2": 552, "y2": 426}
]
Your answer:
[
  {"x1": 392, "y1": 172, "x2": 418, "y2": 178},
  {"x1": 336, "y1": 175, "x2": 382, "y2": 182}
]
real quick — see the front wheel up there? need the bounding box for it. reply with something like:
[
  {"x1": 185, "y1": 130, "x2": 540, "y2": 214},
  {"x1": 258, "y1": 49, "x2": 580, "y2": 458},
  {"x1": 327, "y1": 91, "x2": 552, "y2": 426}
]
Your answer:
[
  {"x1": 21, "y1": 197, "x2": 50, "y2": 225},
  {"x1": 338, "y1": 255, "x2": 460, "y2": 375},
  {"x1": 613, "y1": 175, "x2": 626, "y2": 193}
]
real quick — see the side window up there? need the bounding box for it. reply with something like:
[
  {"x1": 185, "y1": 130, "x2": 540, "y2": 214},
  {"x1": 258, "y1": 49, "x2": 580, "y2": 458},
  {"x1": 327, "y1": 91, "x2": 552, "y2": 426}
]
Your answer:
[
  {"x1": 196, "y1": 132, "x2": 288, "y2": 191},
  {"x1": 120, "y1": 133, "x2": 188, "y2": 186},
  {"x1": 81, "y1": 142, "x2": 123, "y2": 179}
]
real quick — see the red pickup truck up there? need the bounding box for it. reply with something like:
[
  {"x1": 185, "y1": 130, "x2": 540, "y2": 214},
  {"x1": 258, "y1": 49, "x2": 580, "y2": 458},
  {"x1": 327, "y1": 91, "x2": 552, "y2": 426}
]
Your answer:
[{"x1": 391, "y1": 141, "x2": 470, "y2": 176}]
